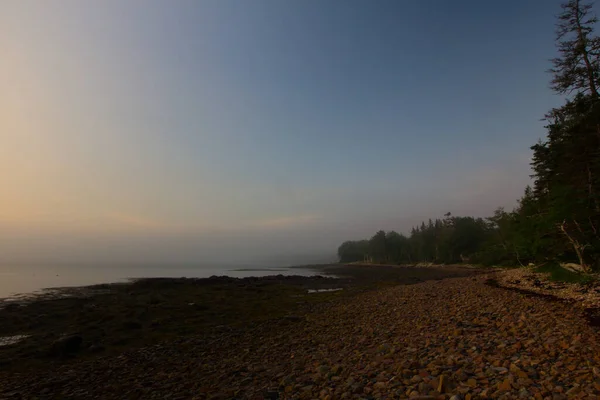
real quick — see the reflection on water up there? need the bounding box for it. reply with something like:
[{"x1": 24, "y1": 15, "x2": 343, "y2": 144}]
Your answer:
[
  {"x1": 230, "y1": 268, "x2": 288, "y2": 272},
  {"x1": 0, "y1": 335, "x2": 29, "y2": 347},
  {"x1": 0, "y1": 264, "x2": 320, "y2": 299},
  {"x1": 307, "y1": 288, "x2": 343, "y2": 293}
]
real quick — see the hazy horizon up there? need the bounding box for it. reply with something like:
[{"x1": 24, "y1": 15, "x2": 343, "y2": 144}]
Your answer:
[{"x1": 2, "y1": 0, "x2": 567, "y2": 266}]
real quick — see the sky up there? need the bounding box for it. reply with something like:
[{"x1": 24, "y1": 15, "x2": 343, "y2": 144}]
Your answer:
[{"x1": 1, "y1": 0, "x2": 569, "y2": 265}]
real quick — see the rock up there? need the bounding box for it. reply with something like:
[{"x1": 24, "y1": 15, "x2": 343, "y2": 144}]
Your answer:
[
  {"x1": 418, "y1": 382, "x2": 432, "y2": 393},
  {"x1": 3, "y1": 272, "x2": 600, "y2": 399},
  {"x1": 88, "y1": 344, "x2": 105, "y2": 353},
  {"x1": 331, "y1": 364, "x2": 343, "y2": 375},
  {"x1": 4, "y1": 303, "x2": 20, "y2": 311},
  {"x1": 50, "y1": 335, "x2": 83, "y2": 356},
  {"x1": 351, "y1": 383, "x2": 364, "y2": 394},
  {"x1": 518, "y1": 388, "x2": 530, "y2": 399},
  {"x1": 498, "y1": 379, "x2": 511, "y2": 392},
  {"x1": 284, "y1": 315, "x2": 304, "y2": 322},
  {"x1": 565, "y1": 386, "x2": 580, "y2": 396},
  {"x1": 122, "y1": 321, "x2": 142, "y2": 330},
  {"x1": 437, "y1": 375, "x2": 449, "y2": 393}
]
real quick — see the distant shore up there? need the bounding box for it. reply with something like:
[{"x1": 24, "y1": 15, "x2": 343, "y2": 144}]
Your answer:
[{"x1": 299, "y1": 262, "x2": 487, "y2": 281}]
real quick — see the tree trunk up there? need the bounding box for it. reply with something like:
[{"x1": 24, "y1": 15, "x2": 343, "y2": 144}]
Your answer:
[
  {"x1": 585, "y1": 161, "x2": 600, "y2": 212},
  {"x1": 575, "y1": 0, "x2": 599, "y2": 97},
  {"x1": 559, "y1": 220, "x2": 590, "y2": 272},
  {"x1": 512, "y1": 244, "x2": 525, "y2": 267}
]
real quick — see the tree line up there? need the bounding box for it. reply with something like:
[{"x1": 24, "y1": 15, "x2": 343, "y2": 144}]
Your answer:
[{"x1": 338, "y1": 0, "x2": 600, "y2": 273}]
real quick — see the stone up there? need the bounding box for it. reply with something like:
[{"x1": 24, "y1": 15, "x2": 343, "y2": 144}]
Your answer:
[
  {"x1": 50, "y1": 335, "x2": 83, "y2": 356},
  {"x1": 498, "y1": 379, "x2": 511, "y2": 392},
  {"x1": 88, "y1": 344, "x2": 105, "y2": 353},
  {"x1": 418, "y1": 382, "x2": 432, "y2": 394},
  {"x1": 122, "y1": 321, "x2": 142, "y2": 330},
  {"x1": 565, "y1": 386, "x2": 580, "y2": 396},
  {"x1": 518, "y1": 388, "x2": 530, "y2": 398},
  {"x1": 4, "y1": 271, "x2": 600, "y2": 399},
  {"x1": 351, "y1": 383, "x2": 364, "y2": 394},
  {"x1": 437, "y1": 375, "x2": 448, "y2": 393}
]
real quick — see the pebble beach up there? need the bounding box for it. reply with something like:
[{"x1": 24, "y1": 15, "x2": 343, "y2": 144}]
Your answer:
[{"x1": 0, "y1": 266, "x2": 598, "y2": 399}]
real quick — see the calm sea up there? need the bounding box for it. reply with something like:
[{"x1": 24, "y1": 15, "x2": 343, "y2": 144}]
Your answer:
[{"x1": 0, "y1": 263, "x2": 318, "y2": 299}]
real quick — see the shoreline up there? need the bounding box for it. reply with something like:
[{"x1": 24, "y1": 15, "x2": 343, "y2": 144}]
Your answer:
[
  {"x1": 0, "y1": 265, "x2": 481, "y2": 372},
  {"x1": 0, "y1": 262, "x2": 482, "y2": 305},
  {"x1": 0, "y1": 264, "x2": 324, "y2": 302},
  {"x1": 1, "y1": 268, "x2": 599, "y2": 398},
  {"x1": 0, "y1": 265, "x2": 326, "y2": 304}
]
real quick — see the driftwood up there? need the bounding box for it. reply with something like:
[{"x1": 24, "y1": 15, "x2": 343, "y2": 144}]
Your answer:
[{"x1": 558, "y1": 220, "x2": 591, "y2": 273}]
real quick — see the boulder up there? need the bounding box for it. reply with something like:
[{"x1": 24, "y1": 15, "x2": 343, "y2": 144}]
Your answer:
[{"x1": 50, "y1": 335, "x2": 83, "y2": 356}]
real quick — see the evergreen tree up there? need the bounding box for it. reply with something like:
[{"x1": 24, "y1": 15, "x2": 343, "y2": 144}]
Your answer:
[
  {"x1": 335, "y1": 0, "x2": 600, "y2": 273},
  {"x1": 550, "y1": 0, "x2": 600, "y2": 97},
  {"x1": 533, "y1": 0, "x2": 600, "y2": 270}
]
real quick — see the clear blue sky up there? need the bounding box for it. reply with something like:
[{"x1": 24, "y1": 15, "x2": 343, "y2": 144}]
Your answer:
[{"x1": 1, "y1": 0, "x2": 569, "y2": 264}]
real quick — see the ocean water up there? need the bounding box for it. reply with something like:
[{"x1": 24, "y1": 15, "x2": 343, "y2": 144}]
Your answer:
[{"x1": 0, "y1": 264, "x2": 318, "y2": 299}]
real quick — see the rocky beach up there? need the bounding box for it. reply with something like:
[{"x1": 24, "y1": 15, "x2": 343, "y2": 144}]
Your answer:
[{"x1": 0, "y1": 265, "x2": 599, "y2": 399}]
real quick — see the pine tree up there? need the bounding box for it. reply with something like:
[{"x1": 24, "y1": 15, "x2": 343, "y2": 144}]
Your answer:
[
  {"x1": 550, "y1": 0, "x2": 600, "y2": 97},
  {"x1": 532, "y1": 0, "x2": 600, "y2": 270}
]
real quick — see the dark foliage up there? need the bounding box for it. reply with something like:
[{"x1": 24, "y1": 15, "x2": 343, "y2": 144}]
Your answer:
[{"x1": 338, "y1": 0, "x2": 600, "y2": 273}]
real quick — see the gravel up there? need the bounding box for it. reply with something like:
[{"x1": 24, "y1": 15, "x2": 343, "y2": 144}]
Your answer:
[{"x1": 1, "y1": 273, "x2": 599, "y2": 399}]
